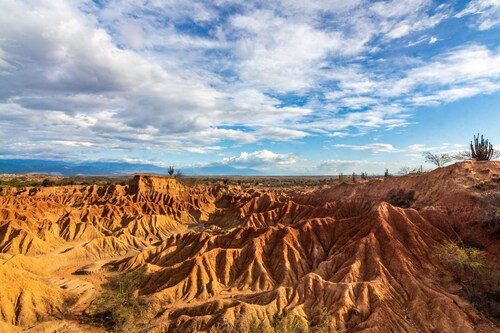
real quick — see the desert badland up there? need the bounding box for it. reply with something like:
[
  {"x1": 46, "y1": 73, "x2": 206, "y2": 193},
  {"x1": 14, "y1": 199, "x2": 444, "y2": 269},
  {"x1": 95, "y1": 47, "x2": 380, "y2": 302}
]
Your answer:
[
  {"x1": 0, "y1": 161, "x2": 498, "y2": 332},
  {"x1": 2, "y1": 0, "x2": 500, "y2": 332}
]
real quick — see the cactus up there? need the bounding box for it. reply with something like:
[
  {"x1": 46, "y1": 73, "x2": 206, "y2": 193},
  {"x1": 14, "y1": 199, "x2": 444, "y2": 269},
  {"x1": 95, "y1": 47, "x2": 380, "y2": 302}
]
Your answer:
[
  {"x1": 168, "y1": 165, "x2": 175, "y2": 176},
  {"x1": 470, "y1": 134, "x2": 495, "y2": 161}
]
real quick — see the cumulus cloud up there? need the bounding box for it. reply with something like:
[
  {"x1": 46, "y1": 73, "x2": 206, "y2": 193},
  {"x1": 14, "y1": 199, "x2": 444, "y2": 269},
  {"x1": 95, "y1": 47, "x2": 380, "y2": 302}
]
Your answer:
[
  {"x1": 0, "y1": 0, "x2": 314, "y2": 156},
  {"x1": 219, "y1": 150, "x2": 298, "y2": 169}
]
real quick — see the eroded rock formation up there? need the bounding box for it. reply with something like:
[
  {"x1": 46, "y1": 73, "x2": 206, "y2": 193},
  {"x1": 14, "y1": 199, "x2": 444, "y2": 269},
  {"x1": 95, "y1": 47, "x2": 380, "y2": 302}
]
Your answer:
[{"x1": 0, "y1": 163, "x2": 499, "y2": 332}]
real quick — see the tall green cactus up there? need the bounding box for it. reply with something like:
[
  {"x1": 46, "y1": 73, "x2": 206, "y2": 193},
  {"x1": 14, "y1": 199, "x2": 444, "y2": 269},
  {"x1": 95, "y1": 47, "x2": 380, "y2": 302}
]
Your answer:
[{"x1": 470, "y1": 133, "x2": 494, "y2": 161}]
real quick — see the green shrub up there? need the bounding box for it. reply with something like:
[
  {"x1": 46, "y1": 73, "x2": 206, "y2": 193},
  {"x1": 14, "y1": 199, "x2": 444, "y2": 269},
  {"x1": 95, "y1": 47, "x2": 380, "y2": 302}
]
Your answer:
[
  {"x1": 86, "y1": 270, "x2": 147, "y2": 332},
  {"x1": 219, "y1": 308, "x2": 336, "y2": 333},
  {"x1": 310, "y1": 307, "x2": 333, "y2": 333},
  {"x1": 433, "y1": 241, "x2": 499, "y2": 319},
  {"x1": 273, "y1": 310, "x2": 309, "y2": 333},
  {"x1": 433, "y1": 241, "x2": 486, "y2": 281}
]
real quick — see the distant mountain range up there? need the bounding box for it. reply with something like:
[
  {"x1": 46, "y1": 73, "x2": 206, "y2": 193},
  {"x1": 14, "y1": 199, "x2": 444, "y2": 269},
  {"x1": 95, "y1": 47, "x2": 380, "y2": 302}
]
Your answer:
[{"x1": 0, "y1": 159, "x2": 262, "y2": 176}]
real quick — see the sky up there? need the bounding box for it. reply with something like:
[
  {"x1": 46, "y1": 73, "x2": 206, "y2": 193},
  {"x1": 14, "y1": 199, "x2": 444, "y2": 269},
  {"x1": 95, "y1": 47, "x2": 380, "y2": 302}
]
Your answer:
[{"x1": 0, "y1": 0, "x2": 499, "y2": 175}]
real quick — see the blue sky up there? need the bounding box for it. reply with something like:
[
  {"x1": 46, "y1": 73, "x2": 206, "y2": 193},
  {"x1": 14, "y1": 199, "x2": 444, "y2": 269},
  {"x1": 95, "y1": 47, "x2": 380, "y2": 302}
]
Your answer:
[{"x1": 0, "y1": 0, "x2": 499, "y2": 175}]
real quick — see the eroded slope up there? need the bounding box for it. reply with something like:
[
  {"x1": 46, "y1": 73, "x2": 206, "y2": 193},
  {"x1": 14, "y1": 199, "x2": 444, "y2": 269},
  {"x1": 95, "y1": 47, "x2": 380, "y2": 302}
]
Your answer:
[{"x1": 0, "y1": 162, "x2": 499, "y2": 332}]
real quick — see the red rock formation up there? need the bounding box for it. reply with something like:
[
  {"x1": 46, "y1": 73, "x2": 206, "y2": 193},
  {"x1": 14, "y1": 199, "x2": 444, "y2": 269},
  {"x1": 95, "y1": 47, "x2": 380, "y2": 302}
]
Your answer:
[{"x1": 0, "y1": 163, "x2": 498, "y2": 332}]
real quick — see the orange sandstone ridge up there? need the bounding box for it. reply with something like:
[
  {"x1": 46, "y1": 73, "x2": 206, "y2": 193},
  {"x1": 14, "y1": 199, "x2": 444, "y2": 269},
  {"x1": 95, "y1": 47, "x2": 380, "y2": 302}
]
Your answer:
[{"x1": 0, "y1": 162, "x2": 499, "y2": 332}]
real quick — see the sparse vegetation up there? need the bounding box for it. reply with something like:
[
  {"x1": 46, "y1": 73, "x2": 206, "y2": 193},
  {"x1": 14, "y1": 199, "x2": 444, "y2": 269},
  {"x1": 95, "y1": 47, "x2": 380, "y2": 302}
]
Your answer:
[
  {"x1": 470, "y1": 133, "x2": 499, "y2": 161},
  {"x1": 42, "y1": 178, "x2": 54, "y2": 187},
  {"x1": 384, "y1": 169, "x2": 389, "y2": 178},
  {"x1": 168, "y1": 165, "x2": 175, "y2": 176},
  {"x1": 85, "y1": 270, "x2": 147, "y2": 332},
  {"x1": 399, "y1": 165, "x2": 424, "y2": 175},
  {"x1": 423, "y1": 152, "x2": 451, "y2": 167},
  {"x1": 385, "y1": 189, "x2": 415, "y2": 208},
  {"x1": 433, "y1": 241, "x2": 486, "y2": 280},
  {"x1": 310, "y1": 307, "x2": 334, "y2": 333},
  {"x1": 433, "y1": 241, "x2": 499, "y2": 319},
  {"x1": 174, "y1": 169, "x2": 183, "y2": 178},
  {"x1": 221, "y1": 309, "x2": 336, "y2": 333},
  {"x1": 269, "y1": 310, "x2": 309, "y2": 333},
  {"x1": 454, "y1": 134, "x2": 500, "y2": 161},
  {"x1": 0, "y1": 174, "x2": 129, "y2": 188}
]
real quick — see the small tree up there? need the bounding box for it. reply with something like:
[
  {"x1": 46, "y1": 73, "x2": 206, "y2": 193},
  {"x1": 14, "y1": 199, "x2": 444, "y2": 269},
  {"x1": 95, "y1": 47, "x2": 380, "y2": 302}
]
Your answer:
[
  {"x1": 399, "y1": 165, "x2": 424, "y2": 175},
  {"x1": 351, "y1": 172, "x2": 356, "y2": 183},
  {"x1": 399, "y1": 167, "x2": 412, "y2": 175},
  {"x1": 167, "y1": 165, "x2": 175, "y2": 176},
  {"x1": 470, "y1": 133, "x2": 498, "y2": 161},
  {"x1": 384, "y1": 169, "x2": 389, "y2": 178},
  {"x1": 174, "y1": 169, "x2": 183, "y2": 178},
  {"x1": 423, "y1": 152, "x2": 451, "y2": 168},
  {"x1": 452, "y1": 150, "x2": 472, "y2": 161}
]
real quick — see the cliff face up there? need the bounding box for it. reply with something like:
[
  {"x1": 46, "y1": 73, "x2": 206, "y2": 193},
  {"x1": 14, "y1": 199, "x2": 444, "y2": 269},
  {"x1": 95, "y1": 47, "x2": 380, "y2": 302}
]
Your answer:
[
  {"x1": 0, "y1": 164, "x2": 499, "y2": 332},
  {"x1": 127, "y1": 175, "x2": 186, "y2": 195}
]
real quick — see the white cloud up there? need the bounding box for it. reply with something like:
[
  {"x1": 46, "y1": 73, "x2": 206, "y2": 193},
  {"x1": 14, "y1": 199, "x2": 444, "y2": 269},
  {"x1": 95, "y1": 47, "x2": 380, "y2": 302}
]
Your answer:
[
  {"x1": 255, "y1": 127, "x2": 309, "y2": 141},
  {"x1": 370, "y1": 0, "x2": 431, "y2": 18},
  {"x1": 410, "y1": 82, "x2": 500, "y2": 105},
  {"x1": 387, "y1": 24, "x2": 411, "y2": 39},
  {"x1": 371, "y1": 0, "x2": 448, "y2": 40},
  {"x1": 407, "y1": 143, "x2": 451, "y2": 152},
  {"x1": 455, "y1": 0, "x2": 500, "y2": 30},
  {"x1": 405, "y1": 45, "x2": 500, "y2": 86},
  {"x1": 182, "y1": 146, "x2": 224, "y2": 154},
  {"x1": 219, "y1": 150, "x2": 298, "y2": 168},
  {"x1": 51, "y1": 141, "x2": 95, "y2": 147},
  {"x1": 0, "y1": 0, "x2": 318, "y2": 157},
  {"x1": 428, "y1": 36, "x2": 438, "y2": 44},
  {"x1": 0, "y1": 0, "x2": 497, "y2": 167},
  {"x1": 339, "y1": 96, "x2": 379, "y2": 109},
  {"x1": 382, "y1": 44, "x2": 500, "y2": 100},
  {"x1": 332, "y1": 142, "x2": 465, "y2": 156},
  {"x1": 316, "y1": 159, "x2": 384, "y2": 174},
  {"x1": 334, "y1": 143, "x2": 399, "y2": 153},
  {"x1": 230, "y1": 10, "x2": 363, "y2": 92}
]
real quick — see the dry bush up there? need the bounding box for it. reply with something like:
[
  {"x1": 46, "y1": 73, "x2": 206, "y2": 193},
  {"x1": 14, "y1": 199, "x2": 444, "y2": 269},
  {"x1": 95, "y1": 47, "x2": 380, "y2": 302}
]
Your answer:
[{"x1": 384, "y1": 189, "x2": 415, "y2": 208}]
